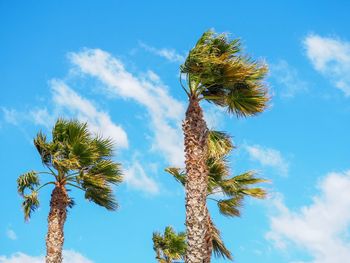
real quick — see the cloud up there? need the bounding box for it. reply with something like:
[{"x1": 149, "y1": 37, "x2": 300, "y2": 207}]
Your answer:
[
  {"x1": 266, "y1": 170, "x2": 350, "y2": 263},
  {"x1": 2, "y1": 82, "x2": 128, "y2": 150},
  {"x1": 29, "y1": 108, "x2": 55, "y2": 129},
  {"x1": 245, "y1": 145, "x2": 289, "y2": 176},
  {"x1": 2, "y1": 108, "x2": 20, "y2": 125},
  {"x1": 0, "y1": 250, "x2": 93, "y2": 263},
  {"x1": 6, "y1": 229, "x2": 17, "y2": 240},
  {"x1": 69, "y1": 48, "x2": 185, "y2": 166},
  {"x1": 270, "y1": 60, "x2": 308, "y2": 98},
  {"x1": 139, "y1": 42, "x2": 185, "y2": 63},
  {"x1": 49, "y1": 79, "x2": 128, "y2": 149},
  {"x1": 123, "y1": 161, "x2": 159, "y2": 194},
  {"x1": 304, "y1": 34, "x2": 350, "y2": 96}
]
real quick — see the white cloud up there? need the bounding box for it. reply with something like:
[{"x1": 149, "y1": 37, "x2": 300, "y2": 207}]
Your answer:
[
  {"x1": 49, "y1": 79, "x2": 128, "y2": 149},
  {"x1": 2, "y1": 83, "x2": 128, "y2": 150},
  {"x1": 245, "y1": 145, "x2": 289, "y2": 176},
  {"x1": 69, "y1": 48, "x2": 185, "y2": 166},
  {"x1": 139, "y1": 42, "x2": 185, "y2": 63},
  {"x1": 0, "y1": 250, "x2": 93, "y2": 263},
  {"x1": 270, "y1": 60, "x2": 308, "y2": 98},
  {"x1": 304, "y1": 34, "x2": 350, "y2": 96},
  {"x1": 2, "y1": 108, "x2": 20, "y2": 125},
  {"x1": 266, "y1": 170, "x2": 350, "y2": 263},
  {"x1": 29, "y1": 108, "x2": 55, "y2": 129},
  {"x1": 6, "y1": 229, "x2": 17, "y2": 240},
  {"x1": 124, "y1": 161, "x2": 159, "y2": 194}
]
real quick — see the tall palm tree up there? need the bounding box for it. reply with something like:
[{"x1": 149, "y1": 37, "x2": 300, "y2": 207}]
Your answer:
[
  {"x1": 153, "y1": 226, "x2": 187, "y2": 263},
  {"x1": 180, "y1": 30, "x2": 269, "y2": 262},
  {"x1": 17, "y1": 119, "x2": 122, "y2": 263},
  {"x1": 166, "y1": 130, "x2": 267, "y2": 262}
]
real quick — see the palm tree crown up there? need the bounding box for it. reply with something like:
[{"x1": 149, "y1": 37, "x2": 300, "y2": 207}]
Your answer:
[
  {"x1": 17, "y1": 118, "x2": 122, "y2": 220},
  {"x1": 153, "y1": 226, "x2": 187, "y2": 263},
  {"x1": 180, "y1": 30, "x2": 269, "y2": 117}
]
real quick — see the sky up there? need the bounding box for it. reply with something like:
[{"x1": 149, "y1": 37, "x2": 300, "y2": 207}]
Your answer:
[{"x1": 1, "y1": 1, "x2": 350, "y2": 262}]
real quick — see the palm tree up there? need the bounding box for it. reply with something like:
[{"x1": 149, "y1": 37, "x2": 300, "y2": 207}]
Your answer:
[
  {"x1": 17, "y1": 119, "x2": 122, "y2": 263},
  {"x1": 180, "y1": 30, "x2": 269, "y2": 262},
  {"x1": 153, "y1": 226, "x2": 187, "y2": 263},
  {"x1": 166, "y1": 130, "x2": 267, "y2": 262}
]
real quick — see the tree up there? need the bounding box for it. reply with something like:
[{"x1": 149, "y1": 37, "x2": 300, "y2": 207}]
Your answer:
[
  {"x1": 153, "y1": 226, "x2": 187, "y2": 263},
  {"x1": 17, "y1": 119, "x2": 123, "y2": 263},
  {"x1": 166, "y1": 130, "x2": 267, "y2": 262},
  {"x1": 180, "y1": 30, "x2": 269, "y2": 262}
]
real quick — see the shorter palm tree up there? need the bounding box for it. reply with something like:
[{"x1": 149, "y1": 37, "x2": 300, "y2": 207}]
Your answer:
[
  {"x1": 166, "y1": 130, "x2": 267, "y2": 261},
  {"x1": 17, "y1": 119, "x2": 123, "y2": 263},
  {"x1": 153, "y1": 226, "x2": 187, "y2": 263}
]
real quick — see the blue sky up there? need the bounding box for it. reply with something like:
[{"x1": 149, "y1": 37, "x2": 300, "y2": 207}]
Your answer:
[{"x1": 1, "y1": 1, "x2": 350, "y2": 262}]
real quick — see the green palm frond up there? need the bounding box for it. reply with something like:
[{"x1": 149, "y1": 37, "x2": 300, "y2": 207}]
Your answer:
[
  {"x1": 207, "y1": 130, "x2": 234, "y2": 159},
  {"x1": 207, "y1": 157, "x2": 229, "y2": 193},
  {"x1": 165, "y1": 167, "x2": 186, "y2": 186},
  {"x1": 81, "y1": 173, "x2": 118, "y2": 210},
  {"x1": 219, "y1": 171, "x2": 268, "y2": 197},
  {"x1": 92, "y1": 136, "x2": 115, "y2": 159},
  {"x1": 84, "y1": 185, "x2": 117, "y2": 211},
  {"x1": 209, "y1": 218, "x2": 232, "y2": 260},
  {"x1": 22, "y1": 191, "x2": 40, "y2": 220},
  {"x1": 180, "y1": 30, "x2": 269, "y2": 117},
  {"x1": 217, "y1": 196, "x2": 243, "y2": 217},
  {"x1": 34, "y1": 132, "x2": 52, "y2": 166},
  {"x1": 153, "y1": 226, "x2": 186, "y2": 262},
  {"x1": 17, "y1": 171, "x2": 40, "y2": 195},
  {"x1": 85, "y1": 160, "x2": 123, "y2": 184}
]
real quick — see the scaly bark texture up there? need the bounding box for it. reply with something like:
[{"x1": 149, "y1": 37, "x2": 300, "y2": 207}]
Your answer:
[
  {"x1": 183, "y1": 98, "x2": 209, "y2": 263},
  {"x1": 45, "y1": 186, "x2": 69, "y2": 263},
  {"x1": 204, "y1": 210, "x2": 213, "y2": 263}
]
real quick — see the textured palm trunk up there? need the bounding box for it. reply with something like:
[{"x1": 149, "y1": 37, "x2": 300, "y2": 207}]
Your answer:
[
  {"x1": 45, "y1": 185, "x2": 68, "y2": 263},
  {"x1": 204, "y1": 210, "x2": 213, "y2": 263},
  {"x1": 183, "y1": 97, "x2": 209, "y2": 263}
]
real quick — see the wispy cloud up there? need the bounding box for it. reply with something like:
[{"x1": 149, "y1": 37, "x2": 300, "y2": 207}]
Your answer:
[
  {"x1": 124, "y1": 161, "x2": 159, "y2": 194},
  {"x1": 2, "y1": 83, "x2": 129, "y2": 150},
  {"x1": 0, "y1": 250, "x2": 93, "y2": 263},
  {"x1": 69, "y1": 48, "x2": 185, "y2": 166},
  {"x1": 245, "y1": 144, "x2": 289, "y2": 176},
  {"x1": 49, "y1": 80, "x2": 129, "y2": 149},
  {"x1": 304, "y1": 34, "x2": 350, "y2": 96},
  {"x1": 266, "y1": 170, "x2": 350, "y2": 263},
  {"x1": 270, "y1": 60, "x2": 308, "y2": 98},
  {"x1": 6, "y1": 229, "x2": 17, "y2": 241},
  {"x1": 139, "y1": 42, "x2": 185, "y2": 63},
  {"x1": 2, "y1": 108, "x2": 20, "y2": 125}
]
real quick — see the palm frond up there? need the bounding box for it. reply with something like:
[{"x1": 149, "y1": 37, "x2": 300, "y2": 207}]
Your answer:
[
  {"x1": 34, "y1": 132, "x2": 52, "y2": 166},
  {"x1": 217, "y1": 196, "x2": 243, "y2": 217},
  {"x1": 219, "y1": 171, "x2": 268, "y2": 197},
  {"x1": 92, "y1": 135, "x2": 115, "y2": 159},
  {"x1": 153, "y1": 226, "x2": 186, "y2": 262},
  {"x1": 165, "y1": 167, "x2": 186, "y2": 186},
  {"x1": 80, "y1": 172, "x2": 118, "y2": 210},
  {"x1": 85, "y1": 160, "x2": 123, "y2": 184},
  {"x1": 209, "y1": 217, "x2": 233, "y2": 260},
  {"x1": 207, "y1": 130, "x2": 234, "y2": 159},
  {"x1": 17, "y1": 171, "x2": 40, "y2": 195},
  {"x1": 22, "y1": 191, "x2": 40, "y2": 220}
]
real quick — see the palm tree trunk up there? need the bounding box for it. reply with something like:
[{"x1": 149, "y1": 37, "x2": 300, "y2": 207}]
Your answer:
[
  {"x1": 183, "y1": 97, "x2": 209, "y2": 263},
  {"x1": 45, "y1": 185, "x2": 69, "y2": 263},
  {"x1": 204, "y1": 210, "x2": 213, "y2": 263}
]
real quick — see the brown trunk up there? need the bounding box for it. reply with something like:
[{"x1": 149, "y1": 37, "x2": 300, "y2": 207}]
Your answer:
[
  {"x1": 183, "y1": 98, "x2": 209, "y2": 263},
  {"x1": 45, "y1": 185, "x2": 69, "y2": 263},
  {"x1": 204, "y1": 210, "x2": 213, "y2": 263}
]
